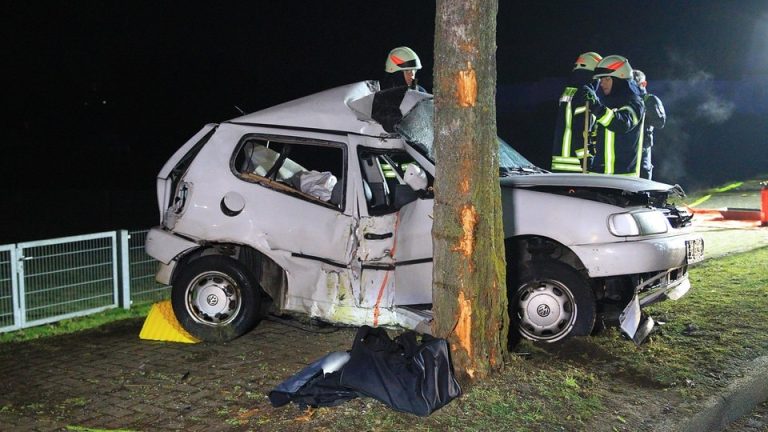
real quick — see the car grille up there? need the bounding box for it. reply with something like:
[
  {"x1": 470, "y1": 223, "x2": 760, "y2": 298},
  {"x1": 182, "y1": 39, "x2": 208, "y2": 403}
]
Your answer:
[{"x1": 662, "y1": 206, "x2": 693, "y2": 228}]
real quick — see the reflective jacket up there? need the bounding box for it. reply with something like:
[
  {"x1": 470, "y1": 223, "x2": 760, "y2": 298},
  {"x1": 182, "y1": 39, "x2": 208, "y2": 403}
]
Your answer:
[
  {"x1": 551, "y1": 70, "x2": 600, "y2": 173},
  {"x1": 592, "y1": 79, "x2": 646, "y2": 176}
]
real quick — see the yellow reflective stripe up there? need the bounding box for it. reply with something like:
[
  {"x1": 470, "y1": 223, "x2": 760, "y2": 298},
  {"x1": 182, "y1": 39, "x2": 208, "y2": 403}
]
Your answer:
[
  {"x1": 559, "y1": 87, "x2": 577, "y2": 103},
  {"x1": 617, "y1": 105, "x2": 639, "y2": 125},
  {"x1": 574, "y1": 106, "x2": 586, "y2": 115},
  {"x1": 552, "y1": 156, "x2": 580, "y2": 164},
  {"x1": 561, "y1": 101, "x2": 573, "y2": 155},
  {"x1": 632, "y1": 115, "x2": 645, "y2": 176},
  {"x1": 604, "y1": 129, "x2": 615, "y2": 174},
  {"x1": 552, "y1": 163, "x2": 584, "y2": 172},
  {"x1": 597, "y1": 109, "x2": 614, "y2": 127},
  {"x1": 575, "y1": 148, "x2": 587, "y2": 158}
]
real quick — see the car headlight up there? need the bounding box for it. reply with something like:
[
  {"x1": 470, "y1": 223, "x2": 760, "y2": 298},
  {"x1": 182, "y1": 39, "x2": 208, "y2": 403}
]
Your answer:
[{"x1": 608, "y1": 210, "x2": 669, "y2": 237}]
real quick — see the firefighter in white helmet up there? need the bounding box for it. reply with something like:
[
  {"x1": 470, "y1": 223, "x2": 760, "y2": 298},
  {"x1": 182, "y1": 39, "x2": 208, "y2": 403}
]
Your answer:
[
  {"x1": 585, "y1": 55, "x2": 646, "y2": 176},
  {"x1": 633, "y1": 69, "x2": 666, "y2": 180},
  {"x1": 551, "y1": 51, "x2": 603, "y2": 173},
  {"x1": 383, "y1": 46, "x2": 426, "y2": 92}
]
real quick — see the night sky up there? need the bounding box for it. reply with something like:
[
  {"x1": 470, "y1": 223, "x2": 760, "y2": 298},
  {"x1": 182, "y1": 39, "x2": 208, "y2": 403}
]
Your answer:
[{"x1": 3, "y1": 1, "x2": 768, "y2": 243}]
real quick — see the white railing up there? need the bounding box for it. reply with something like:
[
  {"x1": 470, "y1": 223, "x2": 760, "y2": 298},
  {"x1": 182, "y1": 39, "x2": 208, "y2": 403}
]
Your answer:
[{"x1": 0, "y1": 229, "x2": 169, "y2": 333}]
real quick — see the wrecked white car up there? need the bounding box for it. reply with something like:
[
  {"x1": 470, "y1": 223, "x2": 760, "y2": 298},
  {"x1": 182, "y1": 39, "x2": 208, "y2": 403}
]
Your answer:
[{"x1": 145, "y1": 81, "x2": 704, "y2": 345}]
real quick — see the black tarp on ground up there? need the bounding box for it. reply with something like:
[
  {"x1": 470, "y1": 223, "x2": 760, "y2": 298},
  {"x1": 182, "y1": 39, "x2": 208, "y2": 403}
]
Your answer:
[{"x1": 269, "y1": 325, "x2": 462, "y2": 416}]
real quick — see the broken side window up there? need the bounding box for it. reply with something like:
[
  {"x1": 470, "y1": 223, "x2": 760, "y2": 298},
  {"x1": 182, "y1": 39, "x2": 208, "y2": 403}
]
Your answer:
[
  {"x1": 358, "y1": 148, "x2": 433, "y2": 215},
  {"x1": 233, "y1": 135, "x2": 346, "y2": 209}
]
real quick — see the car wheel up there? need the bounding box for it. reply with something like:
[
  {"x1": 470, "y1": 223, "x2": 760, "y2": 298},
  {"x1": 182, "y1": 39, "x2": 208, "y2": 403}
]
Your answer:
[
  {"x1": 508, "y1": 260, "x2": 595, "y2": 346},
  {"x1": 172, "y1": 255, "x2": 262, "y2": 342}
]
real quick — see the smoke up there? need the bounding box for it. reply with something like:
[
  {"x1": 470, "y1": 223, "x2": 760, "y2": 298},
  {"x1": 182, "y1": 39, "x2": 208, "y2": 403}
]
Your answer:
[
  {"x1": 654, "y1": 117, "x2": 689, "y2": 183},
  {"x1": 696, "y1": 98, "x2": 735, "y2": 123},
  {"x1": 659, "y1": 58, "x2": 735, "y2": 124},
  {"x1": 650, "y1": 49, "x2": 736, "y2": 189}
]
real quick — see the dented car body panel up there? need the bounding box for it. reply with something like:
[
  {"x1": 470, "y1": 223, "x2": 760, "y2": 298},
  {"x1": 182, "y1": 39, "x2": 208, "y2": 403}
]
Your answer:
[
  {"x1": 145, "y1": 81, "x2": 704, "y2": 342},
  {"x1": 500, "y1": 188, "x2": 692, "y2": 277}
]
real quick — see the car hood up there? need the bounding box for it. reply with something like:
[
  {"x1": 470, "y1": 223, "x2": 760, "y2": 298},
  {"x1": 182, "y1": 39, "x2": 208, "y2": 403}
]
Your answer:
[{"x1": 500, "y1": 173, "x2": 685, "y2": 196}]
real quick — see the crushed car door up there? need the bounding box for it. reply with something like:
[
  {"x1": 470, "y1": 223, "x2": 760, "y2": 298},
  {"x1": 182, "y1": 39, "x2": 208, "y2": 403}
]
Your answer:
[{"x1": 355, "y1": 145, "x2": 434, "y2": 318}]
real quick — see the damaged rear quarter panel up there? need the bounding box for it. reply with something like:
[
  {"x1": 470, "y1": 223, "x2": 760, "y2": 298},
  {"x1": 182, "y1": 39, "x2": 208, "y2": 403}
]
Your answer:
[{"x1": 174, "y1": 124, "x2": 358, "y2": 264}]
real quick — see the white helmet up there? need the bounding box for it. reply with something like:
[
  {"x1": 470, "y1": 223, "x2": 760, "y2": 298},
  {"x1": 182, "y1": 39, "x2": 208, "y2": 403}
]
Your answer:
[
  {"x1": 573, "y1": 52, "x2": 602, "y2": 71},
  {"x1": 593, "y1": 55, "x2": 633, "y2": 80},
  {"x1": 385, "y1": 46, "x2": 422, "y2": 73},
  {"x1": 633, "y1": 69, "x2": 647, "y2": 85}
]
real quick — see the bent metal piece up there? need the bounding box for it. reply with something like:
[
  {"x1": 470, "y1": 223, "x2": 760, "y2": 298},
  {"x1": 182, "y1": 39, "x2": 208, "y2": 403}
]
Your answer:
[{"x1": 619, "y1": 294, "x2": 655, "y2": 345}]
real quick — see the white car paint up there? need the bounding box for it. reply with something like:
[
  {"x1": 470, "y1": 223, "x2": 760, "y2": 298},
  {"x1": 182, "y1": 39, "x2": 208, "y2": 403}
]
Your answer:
[{"x1": 146, "y1": 81, "x2": 703, "y2": 336}]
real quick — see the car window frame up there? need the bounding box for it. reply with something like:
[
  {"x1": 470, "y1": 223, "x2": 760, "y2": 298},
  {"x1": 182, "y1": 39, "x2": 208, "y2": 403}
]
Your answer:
[
  {"x1": 230, "y1": 133, "x2": 348, "y2": 212},
  {"x1": 357, "y1": 146, "x2": 434, "y2": 216}
]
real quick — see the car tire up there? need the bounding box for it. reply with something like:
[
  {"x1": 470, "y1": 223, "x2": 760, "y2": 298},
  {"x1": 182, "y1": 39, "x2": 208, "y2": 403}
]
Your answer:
[
  {"x1": 172, "y1": 255, "x2": 262, "y2": 342},
  {"x1": 508, "y1": 260, "x2": 595, "y2": 347}
]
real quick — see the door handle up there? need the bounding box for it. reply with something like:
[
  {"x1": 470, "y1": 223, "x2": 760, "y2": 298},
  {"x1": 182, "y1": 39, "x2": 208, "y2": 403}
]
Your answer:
[{"x1": 364, "y1": 232, "x2": 393, "y2": 240}]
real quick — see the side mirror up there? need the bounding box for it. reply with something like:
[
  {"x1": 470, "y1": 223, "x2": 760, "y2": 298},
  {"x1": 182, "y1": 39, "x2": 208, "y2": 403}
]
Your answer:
[{"x1": 404, "y1": 164, "x2": 427, "y2": 192}]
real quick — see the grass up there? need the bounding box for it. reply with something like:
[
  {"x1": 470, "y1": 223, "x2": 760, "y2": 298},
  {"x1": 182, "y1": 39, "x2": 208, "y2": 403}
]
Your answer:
[
  {"x1": 66, "y1": 427, "x2": 137, "y2": 432},
  {"x1": 0, "y1": 302, "x2": 153, "y2": 343},
  {"x1": 670, "y1": 174, "x2": 766, "y2": 208}
]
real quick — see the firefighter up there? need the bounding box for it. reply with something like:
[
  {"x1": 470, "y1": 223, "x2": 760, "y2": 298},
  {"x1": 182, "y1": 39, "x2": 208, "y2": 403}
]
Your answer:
[
  {"x1": 383, "y1": 46, "x2": 426, "y2": 92},
  {"x1": 551, "y1": 52, "x2": 602, "y2": 173},
  {"x1": 633, "y1": 69, "x2": 666, "y2": 180},
  {"x1": 586, "y1": 55, "x2": 646, "y2": 176}
]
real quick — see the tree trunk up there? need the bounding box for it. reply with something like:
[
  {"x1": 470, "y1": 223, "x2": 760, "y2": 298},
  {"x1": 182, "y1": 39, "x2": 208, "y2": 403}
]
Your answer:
[{"x1": 431, "y1": 0, "x2": 508, "y2": 381}]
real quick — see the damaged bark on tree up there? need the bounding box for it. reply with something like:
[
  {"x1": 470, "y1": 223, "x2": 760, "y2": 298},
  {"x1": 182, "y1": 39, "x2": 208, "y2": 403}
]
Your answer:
[{"x1": 431, "y1": 0, "x2": 509, "y2": 381}]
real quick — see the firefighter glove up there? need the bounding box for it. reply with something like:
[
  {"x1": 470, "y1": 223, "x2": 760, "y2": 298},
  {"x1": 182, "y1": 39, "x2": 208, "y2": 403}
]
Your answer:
[
  {"x1": 583, "y1": 86, "x2": 606, "y2": 117},
  {"x1": 583, "y1": 86, "x2": 599, "y2": 105}
]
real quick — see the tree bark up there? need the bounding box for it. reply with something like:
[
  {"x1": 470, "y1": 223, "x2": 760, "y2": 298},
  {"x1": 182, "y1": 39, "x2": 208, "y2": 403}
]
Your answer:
[{"x1": 431, "y1": 0, "x2": 508, "y2": 381}]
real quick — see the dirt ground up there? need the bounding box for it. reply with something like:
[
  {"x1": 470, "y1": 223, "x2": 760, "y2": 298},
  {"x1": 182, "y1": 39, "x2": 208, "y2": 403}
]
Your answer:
[{"x1": 724, "y1": 400, "x2": 768, "y2": 432}]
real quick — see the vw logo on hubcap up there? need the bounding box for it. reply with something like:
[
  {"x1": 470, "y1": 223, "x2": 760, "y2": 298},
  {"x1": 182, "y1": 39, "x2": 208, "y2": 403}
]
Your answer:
[
  {"x1": 206, "y1": 294, "x2": 219, "y2": 306},
  {"x1": 537, "y1": 304, "x2": 551, "y2": 317}
]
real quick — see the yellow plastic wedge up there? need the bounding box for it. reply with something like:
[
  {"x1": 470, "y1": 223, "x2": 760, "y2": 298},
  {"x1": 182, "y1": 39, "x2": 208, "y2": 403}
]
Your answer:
[{"x1": 139, "y1": 300, "x2": 200, "y2": 343}]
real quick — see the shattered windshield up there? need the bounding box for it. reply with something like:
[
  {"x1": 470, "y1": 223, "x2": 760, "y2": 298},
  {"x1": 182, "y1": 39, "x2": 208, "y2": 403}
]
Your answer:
[{"x1": 396, "y1": 99, "x2": 540, "y2": 173}]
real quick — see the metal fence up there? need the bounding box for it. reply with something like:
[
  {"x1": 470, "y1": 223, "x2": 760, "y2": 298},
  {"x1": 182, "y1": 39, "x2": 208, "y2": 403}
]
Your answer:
[
  {"x1": 0, "y1": 244, "x2": 18, "y2": 331},
  {"x1": 124, "y1": 230, "x2": 171, "y2": 305},
  {"x1": 0, "y1": 229, "x2": 169, "y2": 333}
]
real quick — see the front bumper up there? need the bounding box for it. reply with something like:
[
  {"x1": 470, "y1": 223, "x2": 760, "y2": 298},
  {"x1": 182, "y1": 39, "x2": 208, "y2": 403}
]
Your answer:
[
  {"x1": 571, "y1": 233, "x2": 704, "y2": 278},
  {"x1": 621, "y1": 262, "x2": 695, "y2": 344},
  {"x1": 637, "y1": 267, "x2": 691, "y2": 307}
]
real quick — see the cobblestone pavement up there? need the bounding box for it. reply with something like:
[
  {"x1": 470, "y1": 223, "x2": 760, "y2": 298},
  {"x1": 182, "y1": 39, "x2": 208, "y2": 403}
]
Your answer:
[{"x1": 0, "y1": 317, "x2": 357, "y2": 431}]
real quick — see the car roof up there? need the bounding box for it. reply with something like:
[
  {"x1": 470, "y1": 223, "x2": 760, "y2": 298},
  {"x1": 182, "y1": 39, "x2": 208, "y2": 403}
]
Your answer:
[{"x1": 227, "y1": 81, "x2": 389, "y2": 136}]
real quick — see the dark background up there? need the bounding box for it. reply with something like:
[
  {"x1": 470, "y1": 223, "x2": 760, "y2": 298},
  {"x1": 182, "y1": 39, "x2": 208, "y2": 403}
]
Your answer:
[{"x1": 3, "y1": 1, "x2": 768, "y2": 243}]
